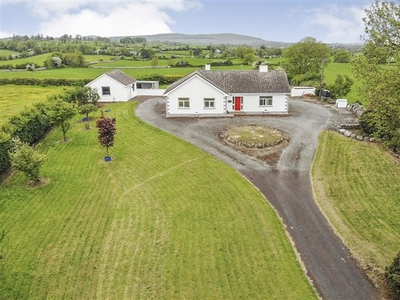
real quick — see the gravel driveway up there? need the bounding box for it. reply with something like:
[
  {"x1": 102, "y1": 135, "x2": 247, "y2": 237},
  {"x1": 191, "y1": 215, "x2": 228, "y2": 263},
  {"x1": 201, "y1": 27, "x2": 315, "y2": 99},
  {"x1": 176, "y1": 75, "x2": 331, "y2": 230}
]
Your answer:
[{"x1": 136, "y1": 98, "x2": 379, "y2": 300}]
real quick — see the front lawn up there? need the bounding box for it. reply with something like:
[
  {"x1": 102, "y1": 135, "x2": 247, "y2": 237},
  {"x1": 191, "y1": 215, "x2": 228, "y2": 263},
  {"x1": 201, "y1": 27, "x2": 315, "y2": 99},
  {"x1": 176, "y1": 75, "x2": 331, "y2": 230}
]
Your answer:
[{"x1": 0, "y1": 101, "x2": 316, "y2": 299}]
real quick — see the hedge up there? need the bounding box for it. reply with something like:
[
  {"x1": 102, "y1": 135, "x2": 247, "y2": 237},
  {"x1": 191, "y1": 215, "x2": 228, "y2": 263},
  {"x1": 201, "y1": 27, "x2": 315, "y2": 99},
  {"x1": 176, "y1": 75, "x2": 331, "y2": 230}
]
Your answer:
[
  {"x1": 136, "y1": 74, "x2": 183, "y2": 85},
  {"x1": 0, "y1": 101, "x2": 55, "y2": 174},
  {"x1": 0, "y1": 78, "x2": 90, "y2": 86},
  {"x1": 0, "y1": 132, "x2": 12, "y2": 174}
]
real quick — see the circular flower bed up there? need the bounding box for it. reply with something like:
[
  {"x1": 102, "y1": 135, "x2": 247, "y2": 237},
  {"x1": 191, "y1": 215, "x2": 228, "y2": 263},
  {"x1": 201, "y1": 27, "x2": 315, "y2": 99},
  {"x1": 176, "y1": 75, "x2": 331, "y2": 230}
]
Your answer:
[{"x1": 225, "y1": 125, "x2": 284, "y2": 148}]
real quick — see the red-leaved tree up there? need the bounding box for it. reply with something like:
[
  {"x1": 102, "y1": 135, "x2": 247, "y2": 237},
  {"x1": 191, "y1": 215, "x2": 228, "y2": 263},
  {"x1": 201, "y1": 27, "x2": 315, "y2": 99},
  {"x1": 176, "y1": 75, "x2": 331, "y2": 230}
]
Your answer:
[{"x1": 96, "y1": 116, "x2": 116, "y2": 158}]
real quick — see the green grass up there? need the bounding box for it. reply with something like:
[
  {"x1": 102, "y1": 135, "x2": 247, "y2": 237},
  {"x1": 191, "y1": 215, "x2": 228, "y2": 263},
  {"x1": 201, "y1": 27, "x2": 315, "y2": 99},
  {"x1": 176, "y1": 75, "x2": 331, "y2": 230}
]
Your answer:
[
  {"x1": 0, "y1": 54, "x2": 363, "y2": 102},
  {"x1": 0, "y1": 50, "x2": 19, "y2": 56},
  {"x1": 0, "y1": 101, "x2": 316, "y2": 299},
  {"x1": 324, "y1": 62, "x2": 361, "y2": 103},
  {"x1": 312, "y1": 131, "x2": 400, "y2": 273},
  {"x1": 0, "y1": 67, "x2": 198, "y2": 80},
  {"x1": 0, "y1": 85, "x2": 71, "y2": 125},
  {"x1": 0, "y1": 53, "x2": 50, "y2": 67}
]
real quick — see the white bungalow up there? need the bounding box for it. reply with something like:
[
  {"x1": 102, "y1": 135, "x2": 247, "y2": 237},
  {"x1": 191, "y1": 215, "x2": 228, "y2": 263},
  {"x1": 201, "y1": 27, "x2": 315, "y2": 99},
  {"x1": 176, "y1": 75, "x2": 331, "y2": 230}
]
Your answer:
[
  {"x1": 164, "y1": 65, "x2": 290, "y2": 117},
  {"x1": 85, "y1": 69, "x2": 163, "y2": 102}
]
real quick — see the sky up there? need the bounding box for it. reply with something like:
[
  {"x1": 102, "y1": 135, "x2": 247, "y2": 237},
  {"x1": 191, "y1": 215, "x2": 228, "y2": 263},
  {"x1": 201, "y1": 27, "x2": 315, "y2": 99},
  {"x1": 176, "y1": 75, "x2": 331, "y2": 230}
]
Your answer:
[{"x1": 0, "y1": 0, "x2": 373, "y2": 43}]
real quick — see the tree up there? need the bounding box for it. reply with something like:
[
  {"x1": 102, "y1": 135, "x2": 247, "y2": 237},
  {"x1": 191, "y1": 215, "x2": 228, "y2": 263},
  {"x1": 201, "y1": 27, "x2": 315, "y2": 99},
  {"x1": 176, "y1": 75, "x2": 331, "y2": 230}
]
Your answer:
[
  {"x1": 327, "y1": 75, "x2": 354, "y2": 98},
  {"x1": 9, "y1": 139, "x2": 46, "y2": 183},
  {"x1": 193, "y1": 48, "x2": 202, "y2": 57},
  {"x1": 151, "y1": 57, "x2": 159, "y2": 67},
  {"x1": 78, "y1": 104, "x2": 98, "y2": 129},
  {"x1": 243, "y1": 53, "x2": 256, "y2": 65},
  {"x1": 96, "y1": 115, "x2": 116, "y2": 158},
  {"x1": 283, "y1": 37, "x2": 331, "y2": 80},
  {"x1": 236, "y1": 46, "x2": 255, "y2": 59},
  {"x1": 49, "y1": 99, "x2": 76, "y2": 142},
  {"x1": 352, "y1": 0, "x2": 400, "y2": 153},
  {"x1": 333, "y1": 50, "x2": 351, "y2": 63},
  {"x1": 385, "y1": 251, "x2": 400, "y2": 299},
  {"x1": 65, "y1": 86, "x2": 99, "y2": 129},
  {"x1": 363, "y1": 0, "x2": 400, "y2": 60},
  {"x1": 139, "y1": 48, "x2": 154, "y2": 59}
]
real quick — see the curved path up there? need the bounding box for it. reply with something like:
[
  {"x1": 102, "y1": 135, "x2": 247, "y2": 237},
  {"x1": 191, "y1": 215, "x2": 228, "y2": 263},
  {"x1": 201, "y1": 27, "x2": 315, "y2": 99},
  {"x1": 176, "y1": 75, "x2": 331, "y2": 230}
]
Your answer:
[{"x1": 136, "y1": 98, "x2": 380, "y2": 299}]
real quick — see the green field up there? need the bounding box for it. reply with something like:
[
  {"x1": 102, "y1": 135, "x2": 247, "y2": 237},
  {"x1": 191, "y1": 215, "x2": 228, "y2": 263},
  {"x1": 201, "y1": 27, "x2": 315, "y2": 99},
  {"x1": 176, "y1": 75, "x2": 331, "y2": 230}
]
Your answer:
[
  {"x1": 0, "y1": 85, "x2": 71, "y2": 125},
  {"x1": 0, "y1": 49, "x2": 362, "y2": 102},
  {"x1": 324, "y1": 62, "x2": 360, "y2": 103},
  {"x1": 0, "y1": 50, "x2": 19, "y2": 56},
  {"x1": 312, "y1": 131, "x2": 400, "y2": 275},
  {"x1": 0, "y1": 101, "x2": 316, "y2": 299}
]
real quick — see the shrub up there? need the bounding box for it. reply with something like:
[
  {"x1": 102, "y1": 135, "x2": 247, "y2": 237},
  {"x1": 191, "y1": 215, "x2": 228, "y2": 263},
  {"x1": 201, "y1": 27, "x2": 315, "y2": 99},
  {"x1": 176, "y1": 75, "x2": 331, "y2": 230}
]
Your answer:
[
  {"x1": 385, "y1": 251, "x2": 400, "y2": 299},
  {"x1": 0, "y1": 132, "x2": 12, "y2": 173},
  {"x1": 9, "y1": 140, "x2": 46, "y2": 182},
  {"x1": 359, "y1": 110, "x2": 379, "y2": 135}
]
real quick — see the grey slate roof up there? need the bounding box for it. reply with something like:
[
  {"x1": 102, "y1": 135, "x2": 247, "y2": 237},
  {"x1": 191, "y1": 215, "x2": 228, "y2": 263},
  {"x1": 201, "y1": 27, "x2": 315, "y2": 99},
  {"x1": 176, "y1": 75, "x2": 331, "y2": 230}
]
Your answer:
[
  {"x1": 106, "y1": 69, "x2": 136, "y2": 86},
  {"x1": 164, "y1": 69, "x2": 290, "y2": 94}
]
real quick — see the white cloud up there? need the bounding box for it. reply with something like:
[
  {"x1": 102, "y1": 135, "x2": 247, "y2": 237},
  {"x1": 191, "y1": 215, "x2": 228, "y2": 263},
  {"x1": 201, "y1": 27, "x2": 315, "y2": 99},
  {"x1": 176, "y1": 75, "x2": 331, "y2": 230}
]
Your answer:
[
  {"x1": 304, "y1": 4, "x2": 367, "y2": 43},
  {"x1": 7, "y1": 0, "x2": 201, "y2": 37},
  {"x1": 0, "y1": 31, "x2": 15, "y2": 39}
]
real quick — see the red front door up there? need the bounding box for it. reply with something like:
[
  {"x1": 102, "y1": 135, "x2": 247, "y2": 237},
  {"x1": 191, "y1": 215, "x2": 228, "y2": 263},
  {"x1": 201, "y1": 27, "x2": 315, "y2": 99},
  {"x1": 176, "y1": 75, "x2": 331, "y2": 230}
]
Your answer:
[{"x1": 234, "y1": 97, "x2": 242, "y2": 111}]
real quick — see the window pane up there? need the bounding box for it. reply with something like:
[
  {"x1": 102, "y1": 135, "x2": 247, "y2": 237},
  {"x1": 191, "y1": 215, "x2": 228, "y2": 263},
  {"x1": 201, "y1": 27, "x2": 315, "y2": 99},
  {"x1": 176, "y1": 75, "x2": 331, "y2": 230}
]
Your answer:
[
  {"x1": 102, "y1": 87, "x2": 111, "y2": 95},
  {"x1": 204, "y1": 98, "x2": 215, "y2": 108}
]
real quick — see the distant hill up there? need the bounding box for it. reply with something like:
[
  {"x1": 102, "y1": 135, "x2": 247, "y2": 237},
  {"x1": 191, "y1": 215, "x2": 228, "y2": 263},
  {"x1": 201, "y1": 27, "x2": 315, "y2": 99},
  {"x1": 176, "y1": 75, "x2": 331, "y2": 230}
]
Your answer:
[{"x1": 110, "y1": 33, "x2": 291, "y2": 47}]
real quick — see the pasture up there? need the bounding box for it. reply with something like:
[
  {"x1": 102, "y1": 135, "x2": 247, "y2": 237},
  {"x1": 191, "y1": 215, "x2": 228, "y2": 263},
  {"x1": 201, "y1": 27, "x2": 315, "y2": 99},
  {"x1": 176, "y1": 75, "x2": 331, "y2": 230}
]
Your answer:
[
  {"x1": 312, "y1": 131, "x2": 400, "y2": 276},
  {"x1": 0, "y1": 85, "x2": 71, "y2": 125},
  {"x1": 0, "y1": 101, "x2": 316, "y2": 299}
]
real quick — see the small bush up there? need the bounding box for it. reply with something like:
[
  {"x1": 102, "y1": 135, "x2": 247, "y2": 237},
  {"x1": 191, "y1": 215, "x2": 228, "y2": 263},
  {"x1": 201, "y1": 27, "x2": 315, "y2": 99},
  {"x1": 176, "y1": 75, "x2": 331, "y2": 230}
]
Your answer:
[{"x1": 385, "y1": 251, "x2": 400, "y2": 299}]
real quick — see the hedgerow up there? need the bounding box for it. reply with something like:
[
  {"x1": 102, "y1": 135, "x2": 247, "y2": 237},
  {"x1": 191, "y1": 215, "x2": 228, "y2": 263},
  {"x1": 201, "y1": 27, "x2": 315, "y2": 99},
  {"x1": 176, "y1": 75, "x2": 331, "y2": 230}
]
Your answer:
[
  {"x1": 0, "y1": 78, "x2": 90, "y2": 86},
  {"x1": 0, "y1": 101, "x2": 55, "y2": 173}
]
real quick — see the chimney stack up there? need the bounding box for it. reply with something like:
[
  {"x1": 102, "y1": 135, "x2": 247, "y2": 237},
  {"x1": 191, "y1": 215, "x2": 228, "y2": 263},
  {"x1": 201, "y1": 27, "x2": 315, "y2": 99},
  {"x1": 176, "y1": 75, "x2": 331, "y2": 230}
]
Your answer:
[{"x1": 205, "y1": 64, "x2": 211, "y2": 71}]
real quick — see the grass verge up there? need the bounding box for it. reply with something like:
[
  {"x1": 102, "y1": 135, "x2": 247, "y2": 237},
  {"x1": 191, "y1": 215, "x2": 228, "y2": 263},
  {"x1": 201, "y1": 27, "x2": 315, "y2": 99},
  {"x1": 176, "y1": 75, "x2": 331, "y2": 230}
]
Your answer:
[
  {"x1": 0, "y1": 101, "x2": 316, "y2": 299},
  {"x1": 311, "y1": 131, "x2": 400, "y2": 286}
]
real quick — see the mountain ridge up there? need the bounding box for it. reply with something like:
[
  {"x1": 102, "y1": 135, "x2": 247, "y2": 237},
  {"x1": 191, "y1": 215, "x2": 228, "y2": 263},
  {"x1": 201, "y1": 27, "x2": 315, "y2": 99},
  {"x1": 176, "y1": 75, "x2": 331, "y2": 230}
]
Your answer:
[{"x1": 110, "y1": 33, "x2": 291, "y2": 47}]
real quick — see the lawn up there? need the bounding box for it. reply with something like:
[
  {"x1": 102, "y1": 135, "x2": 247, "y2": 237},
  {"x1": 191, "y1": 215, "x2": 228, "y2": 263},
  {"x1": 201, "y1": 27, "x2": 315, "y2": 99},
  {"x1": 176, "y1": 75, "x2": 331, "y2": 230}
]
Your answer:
[
  {"x1": 0, "y1": 85, "x2": 71, "y2": 125},
  {"x1": 312, "y1": 131, "x2": 400, "y2": 279},
  {"x1": 0, "y1": 101, "x2": 316, "y2": 299}
]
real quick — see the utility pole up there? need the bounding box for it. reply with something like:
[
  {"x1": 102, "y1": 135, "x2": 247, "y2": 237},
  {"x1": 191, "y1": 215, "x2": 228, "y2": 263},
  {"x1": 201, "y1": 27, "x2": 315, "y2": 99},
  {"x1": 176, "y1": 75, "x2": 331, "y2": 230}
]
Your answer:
[{"x1": 319, "y1": 59, "x2": 326, "y2": 99}]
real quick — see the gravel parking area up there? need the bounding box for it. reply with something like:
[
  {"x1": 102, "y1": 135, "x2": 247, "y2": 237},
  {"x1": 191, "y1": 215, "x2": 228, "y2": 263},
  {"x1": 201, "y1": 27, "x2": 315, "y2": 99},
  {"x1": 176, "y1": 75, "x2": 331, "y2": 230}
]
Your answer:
[{"x1": 136, "y1": 98, "x2": 379, "y2": 300}]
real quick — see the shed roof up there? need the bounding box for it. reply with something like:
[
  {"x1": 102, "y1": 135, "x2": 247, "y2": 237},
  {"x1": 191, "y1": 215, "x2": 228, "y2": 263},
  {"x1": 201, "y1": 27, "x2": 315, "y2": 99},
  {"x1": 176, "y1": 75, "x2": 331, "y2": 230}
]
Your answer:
[
  {"x1": 106, "y1": 69, "x2": 136, "y2": 86},
  {"x1": 164, "y1": 69, "x2": 290, "y2": 94}
]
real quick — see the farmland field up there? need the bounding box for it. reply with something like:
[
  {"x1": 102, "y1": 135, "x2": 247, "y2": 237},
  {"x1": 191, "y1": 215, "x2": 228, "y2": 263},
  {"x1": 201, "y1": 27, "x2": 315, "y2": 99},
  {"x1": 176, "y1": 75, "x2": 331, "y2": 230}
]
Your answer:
[
  {"x1": 0, "y1": 85, "x2": 71, "y2": 125},
  {"x1": 0, "y1": 50, "x2": 362, "y2": 102},
  {"x1": 312, "y1": 131, "x2": 400, "y2": 276},
  {"x1": 0, "y1": 101, "x2": 316, "y2": 299}
]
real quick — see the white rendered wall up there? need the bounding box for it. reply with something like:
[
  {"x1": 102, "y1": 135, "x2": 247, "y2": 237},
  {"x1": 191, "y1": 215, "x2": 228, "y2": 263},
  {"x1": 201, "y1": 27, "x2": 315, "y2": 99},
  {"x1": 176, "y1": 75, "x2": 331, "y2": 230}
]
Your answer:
[
  {"x1": 86, "y1": 74, "x2": 134, "y2": 102},
  {"x1": 227, "y1": 94, "x2": 288, "y2": 113},
  {"x1": 291, "y1": 86, "x2": 316, "y2": 97},
  {"x1": 166, "y1": 76, "x2": 227, "y2": 116}
]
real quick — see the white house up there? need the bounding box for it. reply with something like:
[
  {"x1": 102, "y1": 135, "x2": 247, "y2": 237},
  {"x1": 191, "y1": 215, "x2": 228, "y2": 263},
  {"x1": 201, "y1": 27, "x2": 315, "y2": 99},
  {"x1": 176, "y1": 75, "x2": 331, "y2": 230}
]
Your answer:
[
  {"x1": 164, "y1": 65, "x2": 290, "y2": 117},
  {"x1": 85, "y1": 69, "x2": 163, "y2": 102}
]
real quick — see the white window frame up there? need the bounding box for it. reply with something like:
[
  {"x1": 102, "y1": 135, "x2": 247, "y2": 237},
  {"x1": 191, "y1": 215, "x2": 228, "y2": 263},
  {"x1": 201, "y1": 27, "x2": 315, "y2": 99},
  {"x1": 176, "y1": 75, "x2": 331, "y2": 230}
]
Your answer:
[
  {"x1": 102, "y1": 86, "x2": 111, "y2": 95},
  {"x1": 204, "y1": 98, "x2": 215, "y2": 109},
  {"x1": 178, "y1": 97, "x2": 190, "y2": 108},
  {"x1": 259, "y1": 96, "x2": 273, "y2": 106}
]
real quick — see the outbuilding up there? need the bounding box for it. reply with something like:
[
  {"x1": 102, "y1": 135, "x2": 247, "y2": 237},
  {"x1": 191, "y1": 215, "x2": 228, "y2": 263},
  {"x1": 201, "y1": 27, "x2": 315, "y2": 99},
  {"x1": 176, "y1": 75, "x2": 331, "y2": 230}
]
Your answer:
[
  {"x1": 335, "y1": 98, "x2": 348, "y2": 108},
  {"x1": 85, "y1": 69, "x2": 163, "y2": 102}
]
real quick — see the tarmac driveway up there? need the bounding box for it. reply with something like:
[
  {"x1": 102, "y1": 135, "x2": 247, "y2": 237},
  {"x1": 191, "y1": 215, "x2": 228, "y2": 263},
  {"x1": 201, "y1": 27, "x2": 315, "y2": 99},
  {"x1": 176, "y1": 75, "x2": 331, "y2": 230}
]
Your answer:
[{"x1": 136, "y1": 98, "x2": 379, "y2": 300}]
